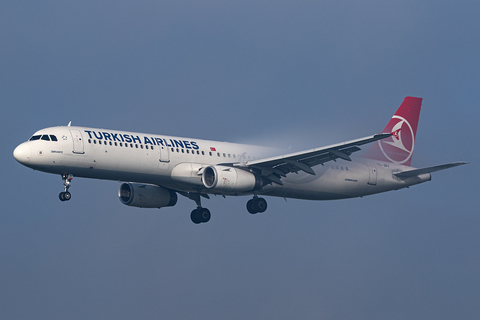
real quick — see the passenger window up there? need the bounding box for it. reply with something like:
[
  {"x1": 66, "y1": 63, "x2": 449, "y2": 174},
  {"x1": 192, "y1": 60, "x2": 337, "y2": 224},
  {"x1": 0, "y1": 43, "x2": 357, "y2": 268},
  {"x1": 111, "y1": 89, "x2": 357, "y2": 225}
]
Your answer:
[
  {"x1": 109, "y1": 142, "x2": 112, "y2": 146},
  {"x1": 29, "y1": 135, "x2": 41, "y2": 141},
  {"x1": 50, "y1": 135, "x2": 58, "y2": 141},
  {"x1": 94, "y1": 140, "x2": 97, "y2": 144},
  {"x1": 201, "y1": 151, "x2": 205, "y2": 155},
  {"x1": 115, "y1": 142, "x2": 118, "y2": 146},
  {"x1": 41, "y1": 135, "x2": 50, "y2": 141},
  {"x1": 104, "y1": 141, "x2": 107, "y2": 145},
  {"x1": 88, "y1": 139, "x2": 91, "y2": 143},
  {"x1": 209, "y1": 152, "x2": 212, "y2": 156}
]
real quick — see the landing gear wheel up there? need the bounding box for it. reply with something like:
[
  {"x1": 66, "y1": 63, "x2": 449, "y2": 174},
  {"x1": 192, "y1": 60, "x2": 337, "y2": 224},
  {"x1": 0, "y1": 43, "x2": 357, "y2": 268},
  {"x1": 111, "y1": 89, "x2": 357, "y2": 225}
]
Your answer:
[
  {"x1": 247, "y1": 198, "x2": 268, "y2": 214},
  {"x1": 199, "y1": 208, "x2": 211, "y2": 223},
  {"x1": 59, "y1": 191, "x2": 72, "y2": 202},
  {"x1": 247, "y1": 199, "x2": 256, "y2": 214},
  {"x1": 255, "y1": 198, "x2": 267, "y2": 213},
  {"x1": 63, "y1": 192, "x2": 71, "y2": 201},
  {"x1": 191, "y1": 209, "x2": 202, "y2": 224},
  {"x1": 191, "y1": 208, "x2": 211, "y2": 224}
]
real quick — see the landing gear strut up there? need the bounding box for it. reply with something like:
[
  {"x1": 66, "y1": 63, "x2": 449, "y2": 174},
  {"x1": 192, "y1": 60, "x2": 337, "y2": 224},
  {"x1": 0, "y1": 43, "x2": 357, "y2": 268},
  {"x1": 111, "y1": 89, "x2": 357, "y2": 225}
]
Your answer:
[
  {"x1": 188, "y1": 193, "x2": 211, "y2": 224},
  {"x1": 247, "y1": 196, "x2": 267, "y2": 214},
  {"x1": 59, "y1": 174, "x2": 73, "y2": 202}
]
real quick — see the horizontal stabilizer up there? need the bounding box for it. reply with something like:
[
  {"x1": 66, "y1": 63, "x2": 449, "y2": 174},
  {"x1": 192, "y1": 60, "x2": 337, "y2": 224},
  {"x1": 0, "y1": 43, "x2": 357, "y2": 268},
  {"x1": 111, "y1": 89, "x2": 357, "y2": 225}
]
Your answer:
[{"x1": 393, "y1": 162, "x2": 468, "y2": 178}]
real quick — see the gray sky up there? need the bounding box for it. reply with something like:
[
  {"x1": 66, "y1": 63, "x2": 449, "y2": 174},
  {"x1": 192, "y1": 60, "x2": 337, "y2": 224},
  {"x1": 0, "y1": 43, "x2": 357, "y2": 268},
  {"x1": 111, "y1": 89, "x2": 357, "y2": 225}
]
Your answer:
[{"x1": 1, "y1": 1, "x2": 479, "y2": 319}]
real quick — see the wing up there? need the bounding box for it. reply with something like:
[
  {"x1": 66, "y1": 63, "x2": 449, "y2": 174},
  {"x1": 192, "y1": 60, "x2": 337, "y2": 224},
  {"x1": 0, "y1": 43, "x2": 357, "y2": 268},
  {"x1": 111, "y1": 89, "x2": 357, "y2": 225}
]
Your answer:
[{"x1": 232, "y1": 133, "x2": 391, "y2": 185}]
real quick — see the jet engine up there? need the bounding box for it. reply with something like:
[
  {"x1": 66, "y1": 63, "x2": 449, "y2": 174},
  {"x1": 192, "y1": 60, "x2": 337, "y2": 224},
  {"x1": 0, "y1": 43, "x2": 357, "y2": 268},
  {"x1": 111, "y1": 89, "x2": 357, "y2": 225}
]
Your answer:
[
  {"x1": 202, "y1": 165, "x2": 262, "y2": 192},
  {"x1": 119, "y1": 183, "x2": 177, "y2": 208}
]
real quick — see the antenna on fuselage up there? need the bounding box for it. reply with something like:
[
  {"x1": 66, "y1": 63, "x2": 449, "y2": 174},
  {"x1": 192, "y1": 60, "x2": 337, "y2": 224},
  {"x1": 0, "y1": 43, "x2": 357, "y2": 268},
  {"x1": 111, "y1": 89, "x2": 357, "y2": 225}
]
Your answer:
[{"x1": 67, "y1": 121, "x2": 71, "y2": 127}]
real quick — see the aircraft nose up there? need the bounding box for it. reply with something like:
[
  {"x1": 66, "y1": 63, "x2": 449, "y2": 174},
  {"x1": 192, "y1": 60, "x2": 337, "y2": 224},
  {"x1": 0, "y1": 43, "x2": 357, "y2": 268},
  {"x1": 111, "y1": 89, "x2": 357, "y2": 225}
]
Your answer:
[{"x1": 13, "y1": 143, "x2": 31, "y2": 164}]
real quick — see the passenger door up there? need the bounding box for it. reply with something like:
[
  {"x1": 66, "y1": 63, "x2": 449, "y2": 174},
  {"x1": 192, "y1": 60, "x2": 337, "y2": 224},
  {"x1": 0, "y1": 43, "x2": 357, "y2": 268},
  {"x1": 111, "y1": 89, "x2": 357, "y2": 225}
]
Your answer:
[
  {"x1": 69, "y1": 129, "x2": 85, "y2": 154},
  {"x1": 367, "y1": 164, "x2": 377, "y2": 185}
]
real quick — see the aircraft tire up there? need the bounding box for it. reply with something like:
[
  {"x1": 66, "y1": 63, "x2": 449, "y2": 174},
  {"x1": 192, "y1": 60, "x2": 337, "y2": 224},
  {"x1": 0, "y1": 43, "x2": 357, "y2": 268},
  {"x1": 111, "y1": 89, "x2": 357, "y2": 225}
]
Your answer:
[
  {"x1": 247, "y1": 199, "x2": 256, "y2": 214},
  {"x1": 255, "y1": 198, "x2": 267, "y2": 213},
  {"x1": 191, "y1": 209, "x2": 202, "y2": 224},
  {"x1": 59, "y1": 192, "x2": 66, "y2": 201},
  {"x1": 64, "y1": 192, "x2": 71, "y2": 201},
  {"x1": 199, "y1": 208, "x2": 211, "y2": 223}
]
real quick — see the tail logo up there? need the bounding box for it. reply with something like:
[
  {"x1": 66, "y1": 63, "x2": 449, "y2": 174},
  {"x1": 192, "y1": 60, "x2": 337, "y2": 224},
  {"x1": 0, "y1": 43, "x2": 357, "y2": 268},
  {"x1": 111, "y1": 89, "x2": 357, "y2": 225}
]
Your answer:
[{"x1": 378, "y1": 115, "x2": 415, "y2": 164}]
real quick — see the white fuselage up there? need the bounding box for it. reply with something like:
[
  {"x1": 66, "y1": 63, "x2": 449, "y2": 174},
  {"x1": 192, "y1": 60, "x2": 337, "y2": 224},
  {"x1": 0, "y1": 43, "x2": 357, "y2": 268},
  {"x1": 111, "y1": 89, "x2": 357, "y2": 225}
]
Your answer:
[{"x1": 13, "y1": 126, "x2": 431, "y2": 201}]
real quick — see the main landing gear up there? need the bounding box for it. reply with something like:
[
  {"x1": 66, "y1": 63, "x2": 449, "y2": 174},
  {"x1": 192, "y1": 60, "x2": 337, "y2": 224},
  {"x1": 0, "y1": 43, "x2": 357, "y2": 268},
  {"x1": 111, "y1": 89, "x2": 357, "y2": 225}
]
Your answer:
[
  {"x1": 188, "y1": 193, "x2": 211, "y2": 224},
  {"x1": 247, "y1": 196, "x2": 267, "y2": 214},
  {"x1": 59, "y1": 174, "x2": 73, "y2": 202},
  {"x1": 186, "y1": 193, "x2": 268, "y2": 224},
  {"x1": 191, "y1": 207, "x2": 211, "y2": 224}
]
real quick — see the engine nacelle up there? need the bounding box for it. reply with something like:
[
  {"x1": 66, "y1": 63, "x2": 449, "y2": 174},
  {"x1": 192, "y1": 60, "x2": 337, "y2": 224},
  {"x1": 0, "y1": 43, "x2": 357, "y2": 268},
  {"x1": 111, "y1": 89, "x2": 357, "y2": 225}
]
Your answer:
[
  {"x1": 119, "y1": 183, "x2": 177, "y2": 208},
  {"x1": 202, "y1": 165, "x2": 262, "y2": 192}
]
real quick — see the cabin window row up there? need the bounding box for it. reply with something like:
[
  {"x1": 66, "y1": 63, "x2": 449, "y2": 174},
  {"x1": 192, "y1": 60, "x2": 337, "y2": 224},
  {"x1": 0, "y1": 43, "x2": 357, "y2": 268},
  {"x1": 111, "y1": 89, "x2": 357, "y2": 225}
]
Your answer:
[
  {"x1": 87, "y1": 138, "x2": 255, "y2": 159},
  {"x1": 88, "y1": 139, "x2": 155, "y2": 150},
  {"x1": 169, "y1": 148, "x2": 254, "y2": 160}
]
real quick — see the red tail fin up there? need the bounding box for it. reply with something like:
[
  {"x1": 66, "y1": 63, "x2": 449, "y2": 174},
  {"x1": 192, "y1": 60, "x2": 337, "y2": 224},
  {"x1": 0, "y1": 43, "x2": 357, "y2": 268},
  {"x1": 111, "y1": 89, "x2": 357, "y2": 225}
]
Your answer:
[{"x1": 362, "y1": 97, "x2": 422, "y2": 166}]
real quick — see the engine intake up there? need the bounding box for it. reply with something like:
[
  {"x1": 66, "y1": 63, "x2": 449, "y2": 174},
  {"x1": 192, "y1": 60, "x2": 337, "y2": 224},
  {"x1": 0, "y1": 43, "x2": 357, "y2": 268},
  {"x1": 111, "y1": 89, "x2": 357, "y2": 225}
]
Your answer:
[
  {"x1": 119, "y1": 183, "x2": 177, "y2": 208},
  {"x1": 202, "y1": 165, "x2": 262, "y2": 192}
]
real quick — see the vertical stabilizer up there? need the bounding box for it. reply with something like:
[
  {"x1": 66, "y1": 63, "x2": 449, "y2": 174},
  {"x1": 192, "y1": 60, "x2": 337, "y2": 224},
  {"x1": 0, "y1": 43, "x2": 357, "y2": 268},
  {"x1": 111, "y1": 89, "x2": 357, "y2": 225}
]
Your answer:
[{"x1": 362, "y1": 97, "x2": 422, "y2": 166}]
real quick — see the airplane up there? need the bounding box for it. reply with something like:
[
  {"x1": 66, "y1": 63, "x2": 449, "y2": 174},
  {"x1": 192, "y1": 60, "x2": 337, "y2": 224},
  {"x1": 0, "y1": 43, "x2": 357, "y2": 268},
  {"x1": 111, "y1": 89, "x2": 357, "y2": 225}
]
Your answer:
[{"x1": 13, "y1": 97, "x2": 466, "y2": 224}]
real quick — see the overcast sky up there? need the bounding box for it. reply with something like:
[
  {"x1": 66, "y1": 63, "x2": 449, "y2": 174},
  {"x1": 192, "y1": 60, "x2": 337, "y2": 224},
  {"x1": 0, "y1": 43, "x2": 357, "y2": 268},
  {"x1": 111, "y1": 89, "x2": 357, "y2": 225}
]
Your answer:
[{"x1": 1, "y1": 1, "x2": 479, "y2": 319}]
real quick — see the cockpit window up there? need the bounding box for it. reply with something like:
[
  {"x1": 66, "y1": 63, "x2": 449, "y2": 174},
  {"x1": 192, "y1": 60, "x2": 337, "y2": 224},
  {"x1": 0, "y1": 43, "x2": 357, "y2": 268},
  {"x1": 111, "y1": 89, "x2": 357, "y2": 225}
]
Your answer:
[
  {"x1": 50, "y1": 135, "x2": 58, "y2": 141},
  {"x1": 29, "y1": 135, "x2": 41, "y2": 141},
  {"x1": 41, "y1": 135, "x2": 51, "y2": 141}
]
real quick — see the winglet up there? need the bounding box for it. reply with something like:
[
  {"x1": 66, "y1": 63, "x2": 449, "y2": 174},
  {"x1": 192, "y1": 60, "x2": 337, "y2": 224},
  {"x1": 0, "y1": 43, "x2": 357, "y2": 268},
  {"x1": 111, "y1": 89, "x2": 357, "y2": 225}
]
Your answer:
[{"x1": 67, "y1": 121, "x2": 72, "y2": 127}]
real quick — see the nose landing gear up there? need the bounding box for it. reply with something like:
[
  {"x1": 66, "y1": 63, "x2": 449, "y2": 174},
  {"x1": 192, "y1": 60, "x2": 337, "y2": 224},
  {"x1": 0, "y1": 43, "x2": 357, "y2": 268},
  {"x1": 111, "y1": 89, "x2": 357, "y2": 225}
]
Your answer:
[{"x1": 59, "y1": 174, "x2": 73, "y2": 201}]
